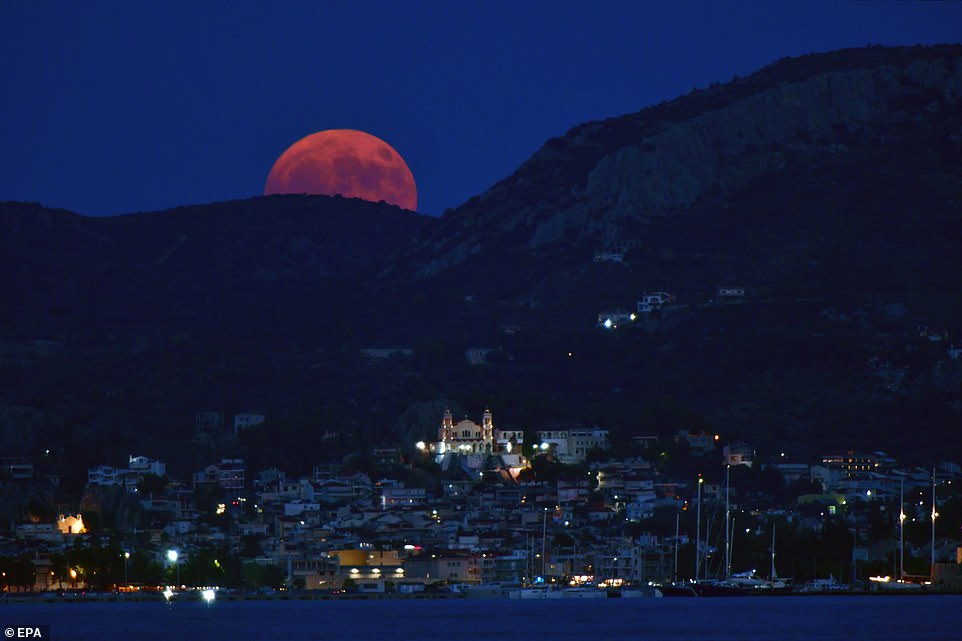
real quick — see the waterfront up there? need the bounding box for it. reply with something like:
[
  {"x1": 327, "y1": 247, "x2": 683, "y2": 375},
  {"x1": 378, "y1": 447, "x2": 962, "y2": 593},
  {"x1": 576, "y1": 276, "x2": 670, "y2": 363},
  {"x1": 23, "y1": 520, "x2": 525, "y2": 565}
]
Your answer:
[{"x1": 3, "y1": 595, "x2": 962, "y2": 641}]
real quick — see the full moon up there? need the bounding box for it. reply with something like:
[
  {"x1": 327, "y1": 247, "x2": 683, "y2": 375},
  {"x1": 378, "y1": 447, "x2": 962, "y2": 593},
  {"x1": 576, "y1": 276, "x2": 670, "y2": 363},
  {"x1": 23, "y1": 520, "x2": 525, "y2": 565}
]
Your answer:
[{"x1": 264, "y1": 129, "x2": 417, "y2": 211}]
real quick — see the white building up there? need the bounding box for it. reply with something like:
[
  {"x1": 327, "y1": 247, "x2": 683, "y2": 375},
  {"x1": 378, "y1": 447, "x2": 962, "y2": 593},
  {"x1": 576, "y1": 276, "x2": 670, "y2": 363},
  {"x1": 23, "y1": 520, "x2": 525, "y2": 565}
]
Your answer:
[
  {"x1": 722, "y1": 442, "x2": 755, "y2": 468},
  {"x1": 379, "y1": 485, "x2": 427, "y2": 508},
  {"x1": 431, "y1": 408, "x2": 526, "y2": 475},
  {"x1": 87, "y1": 455, "x2": 166, "y2": 491},
  {"x1": 465, "y1": 348, "x2": 496, "y2": 365},
  {"x1": 675, "y1": 430, "x2": 718, "y2": 455},
  {"x1": 715, "y1": 286, "x2": 746, "y2": 302},
  {"x1": 127, "y1": 455, "x2": 166, "y2": 477},
  {"x1": 434, "y1": 409, "x2": 501, "y2": 456},
  {"x1": 534, "y1": 428, "x2": 609, "y2": 464},
  {"x1": 637, "y1": 292, "x2": 675, "y2": 313},
  {"x1": 598, "y1": 311, "x2": 636, "y2": 329},
  {"x1": 193, "y1": 458, "x2": 246, "y2": 491},
  {"x1": 234, "y1": 413, "x2": 266, "y2": 435}
]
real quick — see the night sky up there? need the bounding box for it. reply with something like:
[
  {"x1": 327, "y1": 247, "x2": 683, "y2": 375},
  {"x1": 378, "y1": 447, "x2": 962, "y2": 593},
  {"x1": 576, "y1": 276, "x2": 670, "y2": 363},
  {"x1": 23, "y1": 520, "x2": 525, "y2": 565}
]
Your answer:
[{"x1": 2, "y1": 2, "x2": 960, "y2": 218}]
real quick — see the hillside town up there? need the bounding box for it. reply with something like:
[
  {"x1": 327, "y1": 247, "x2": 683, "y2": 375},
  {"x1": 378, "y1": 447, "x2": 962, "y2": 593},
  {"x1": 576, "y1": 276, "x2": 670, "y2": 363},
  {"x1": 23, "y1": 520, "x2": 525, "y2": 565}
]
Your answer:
[{"x1": 2, "y1": 406, "x2": 961, "y2": 597}]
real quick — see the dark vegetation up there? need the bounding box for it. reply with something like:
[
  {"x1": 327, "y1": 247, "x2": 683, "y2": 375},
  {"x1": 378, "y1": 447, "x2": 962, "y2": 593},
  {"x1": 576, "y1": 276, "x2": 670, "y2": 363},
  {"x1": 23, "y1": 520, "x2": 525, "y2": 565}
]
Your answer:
[{"x1": 1, "y1": 45, "x2": 961, "y2": 515}]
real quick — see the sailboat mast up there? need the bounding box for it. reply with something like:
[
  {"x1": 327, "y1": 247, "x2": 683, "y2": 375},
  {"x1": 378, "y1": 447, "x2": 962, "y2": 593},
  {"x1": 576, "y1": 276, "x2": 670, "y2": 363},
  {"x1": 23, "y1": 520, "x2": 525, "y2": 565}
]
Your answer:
[
  {"x1": 541, "y1": 507, "x2": 548, "y2": 579},
  {"x1": 673, "y1": 510, "x2": 680, "y2": 580},
  {"x1": 695, "y1": 475, "x2": 703, "y2": 581},
  {"x1": 899, "y1": 477, "x2": 905, "y2": 578},
  {"x1": 930, "y1": 467, "x2": 937, "y2": 572},
  {"x1": 730, "y1": 517, "x2": 736, "y2": 574},
  {"x1": 725, "y1": 464, "x2": 731, "y2": 578},
  {"x1": 770, "y1": 526, "x2": 776, "y2": 587},
  {"x1": 527, "y1": 533, "x2": 531, "y2": 586}
]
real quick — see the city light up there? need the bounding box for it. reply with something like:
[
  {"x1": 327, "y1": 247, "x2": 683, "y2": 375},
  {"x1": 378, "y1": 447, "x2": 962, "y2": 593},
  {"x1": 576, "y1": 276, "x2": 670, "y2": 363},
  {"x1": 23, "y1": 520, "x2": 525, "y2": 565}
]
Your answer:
[
  {"x1": 167, "y1": 549, "x2": 180, "y2": 587},
  {"x1": 202, "y1": 589, "x2": 216, "y2": 603}
]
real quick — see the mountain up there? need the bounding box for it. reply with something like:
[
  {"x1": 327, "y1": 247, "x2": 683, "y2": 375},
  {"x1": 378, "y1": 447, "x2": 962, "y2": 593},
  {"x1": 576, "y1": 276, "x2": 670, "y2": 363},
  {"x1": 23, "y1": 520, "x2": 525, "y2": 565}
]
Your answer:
[
  {"x1": 403, "y1": 44, "x2": 962, "y2": 275},
  {"x1": 2, "y1": 45, "x2": 962, "y2": 487},
  {"x1": 1, "y1": 196, "x2": 428, "y2": 332}
]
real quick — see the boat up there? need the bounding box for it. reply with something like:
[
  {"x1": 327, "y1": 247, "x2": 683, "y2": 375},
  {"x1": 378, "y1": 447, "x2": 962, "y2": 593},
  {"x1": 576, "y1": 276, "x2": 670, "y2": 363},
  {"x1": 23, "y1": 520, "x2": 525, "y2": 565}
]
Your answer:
[
  {"x1": 508, "y1": 584, "x2": 606, "y2": 599},
  {"x1": 691, "y1": 570, "x2": 792, "y2": 596},
  {"x1": 608, "y1": 585, "x2": 660, "y2": 598},
  {"x1": 796, "y1": 575, "x2": 850, "y2": 593},
  {"x1": 655, "y1": 581, "x2": 697, "y2": 597},
  {"x1": 664, "y1": 470, "x2": 792, "y2": 597}
]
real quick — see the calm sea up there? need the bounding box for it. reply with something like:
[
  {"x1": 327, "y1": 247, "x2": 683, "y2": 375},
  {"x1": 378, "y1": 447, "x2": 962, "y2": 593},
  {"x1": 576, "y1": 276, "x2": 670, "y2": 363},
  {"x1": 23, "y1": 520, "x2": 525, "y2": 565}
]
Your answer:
[{"x1": 3, "y1": 595, "x2": 962, "y2": 641}]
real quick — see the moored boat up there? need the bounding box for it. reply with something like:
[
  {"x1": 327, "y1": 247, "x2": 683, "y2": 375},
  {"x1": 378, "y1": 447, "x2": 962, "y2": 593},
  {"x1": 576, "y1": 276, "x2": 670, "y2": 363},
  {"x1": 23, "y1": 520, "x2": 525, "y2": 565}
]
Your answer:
[{"x1": 509, "y1": 584, "x2": 606, "y2": 599}]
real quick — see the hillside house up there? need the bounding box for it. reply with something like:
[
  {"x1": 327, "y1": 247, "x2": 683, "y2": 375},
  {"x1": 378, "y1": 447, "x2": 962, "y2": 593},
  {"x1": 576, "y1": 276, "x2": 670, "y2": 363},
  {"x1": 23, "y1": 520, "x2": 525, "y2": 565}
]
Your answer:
[
  {"x1": 715, "y1": 286, "x2": 746, "y2": 302},
  {"x1": 637, "y1": 292, "x2": 675, "y2": 313},
  {"x1": 598, "y1": 310, "x2": 636, "y2": 329},
  {"x1": 593, "y1": 250, "x2": 624, "y2": 263},
  {"x1": 234, "y1": 413, "x2": 265, "y2": 435},
  {"x1": 193, "y1": 458, "x2": 245, "y2": 491},
  {"x1": 675, "y1": 430, "x2": 719, "y2": 455},
  {"x1": 534, "y1": 428, "x2": 609, "y2": 464},
  {"x1": 723, "y1": 441, "x2": 755, "y2": 468}
]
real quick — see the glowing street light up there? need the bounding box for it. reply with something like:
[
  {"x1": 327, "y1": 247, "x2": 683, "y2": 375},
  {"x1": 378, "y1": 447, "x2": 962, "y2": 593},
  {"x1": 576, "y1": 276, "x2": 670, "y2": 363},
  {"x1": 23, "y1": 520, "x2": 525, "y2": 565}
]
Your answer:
[
  {"x1": 124, "y1": 551, "x2": 130, "y2": 588},
  {"x1": 167, "y1": 549, "x2": 180, "y2": 587}
]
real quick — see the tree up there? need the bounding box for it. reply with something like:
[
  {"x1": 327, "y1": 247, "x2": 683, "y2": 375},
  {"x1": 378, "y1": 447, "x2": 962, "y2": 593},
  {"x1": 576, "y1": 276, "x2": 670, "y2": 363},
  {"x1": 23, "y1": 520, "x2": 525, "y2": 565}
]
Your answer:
[
  {"x1": 137, "y1": 473, "x2": 168, "y2": 497},
  {"x1": 0, "y1": 555, "x2": 37, "y2": 592},
  {"x1": 242, "y1": 562, "x2": 286, "y2": 589}
]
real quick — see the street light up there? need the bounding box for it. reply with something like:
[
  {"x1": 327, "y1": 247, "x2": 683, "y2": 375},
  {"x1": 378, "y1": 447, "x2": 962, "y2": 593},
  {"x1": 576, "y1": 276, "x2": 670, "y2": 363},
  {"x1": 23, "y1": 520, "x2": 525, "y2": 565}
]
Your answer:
[
  {"x1": 167, "y1": 549, "x2": 180, "y2": 587},
  {"x1": 124, "y1": 551, "x2": 130, "y2": 588}
]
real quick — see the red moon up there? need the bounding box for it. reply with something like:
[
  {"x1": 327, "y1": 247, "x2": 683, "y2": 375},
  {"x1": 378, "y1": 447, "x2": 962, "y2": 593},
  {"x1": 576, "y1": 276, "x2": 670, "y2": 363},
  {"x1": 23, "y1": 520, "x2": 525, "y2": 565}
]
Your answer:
[{"x1": 264, "y1": 129, "x2": 417, "y2": 211}]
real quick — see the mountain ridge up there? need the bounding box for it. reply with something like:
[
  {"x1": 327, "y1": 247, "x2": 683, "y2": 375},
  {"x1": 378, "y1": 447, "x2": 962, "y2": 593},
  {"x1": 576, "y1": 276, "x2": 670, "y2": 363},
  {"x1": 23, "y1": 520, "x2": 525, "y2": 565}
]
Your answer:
[
  {"x1": 2, "y1": 45, "x2": 962, "y2": 482},
  {"x1": 404, "y1": 44, "x2": 962, "y2": 275}
]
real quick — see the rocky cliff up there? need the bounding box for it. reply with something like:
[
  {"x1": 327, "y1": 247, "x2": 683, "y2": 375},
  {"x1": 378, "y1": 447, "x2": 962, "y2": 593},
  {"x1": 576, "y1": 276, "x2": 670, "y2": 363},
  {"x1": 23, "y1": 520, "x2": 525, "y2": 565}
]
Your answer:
[{"x1": 409, "y1": 45, "x2": 962, "y2": 275}]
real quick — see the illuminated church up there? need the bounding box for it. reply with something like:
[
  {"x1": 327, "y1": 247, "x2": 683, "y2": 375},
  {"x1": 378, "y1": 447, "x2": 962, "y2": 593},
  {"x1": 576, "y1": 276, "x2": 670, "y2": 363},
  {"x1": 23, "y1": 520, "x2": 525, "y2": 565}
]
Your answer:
[{"x1": 431, "y1": 408, "x2": 524, "y2": 465}]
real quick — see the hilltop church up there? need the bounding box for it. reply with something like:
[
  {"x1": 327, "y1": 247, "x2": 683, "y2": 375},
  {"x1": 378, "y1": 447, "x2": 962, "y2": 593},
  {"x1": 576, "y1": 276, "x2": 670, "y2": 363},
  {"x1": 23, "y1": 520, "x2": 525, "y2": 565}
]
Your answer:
[{"x1": 430, "y1": 408, "x2": 525, "y2": 475}]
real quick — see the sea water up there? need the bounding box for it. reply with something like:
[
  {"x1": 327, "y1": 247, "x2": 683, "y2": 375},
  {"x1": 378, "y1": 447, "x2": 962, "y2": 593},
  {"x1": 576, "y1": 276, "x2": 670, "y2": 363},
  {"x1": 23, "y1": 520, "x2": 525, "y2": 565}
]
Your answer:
[{"x1": 3, "y1": 595, "x2": 962, "y2": 641}]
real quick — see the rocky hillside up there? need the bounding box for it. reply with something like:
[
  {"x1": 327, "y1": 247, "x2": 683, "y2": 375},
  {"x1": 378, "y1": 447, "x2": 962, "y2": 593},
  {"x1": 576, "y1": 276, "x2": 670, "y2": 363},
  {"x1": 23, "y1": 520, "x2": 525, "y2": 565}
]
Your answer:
[
  {"x1": 406, "y1": 45, "x2": 962, "y2": 275},
  {"x1": 2, "y1": 45, "x2": 962, "y2": 491}
]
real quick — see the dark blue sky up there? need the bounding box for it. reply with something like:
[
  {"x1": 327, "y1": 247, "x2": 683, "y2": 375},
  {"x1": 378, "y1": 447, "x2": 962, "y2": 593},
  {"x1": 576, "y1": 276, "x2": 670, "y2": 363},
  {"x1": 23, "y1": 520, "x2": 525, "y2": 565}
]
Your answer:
[{"x1": 2, "y1": 2, "x2": 960, "y2": 217}]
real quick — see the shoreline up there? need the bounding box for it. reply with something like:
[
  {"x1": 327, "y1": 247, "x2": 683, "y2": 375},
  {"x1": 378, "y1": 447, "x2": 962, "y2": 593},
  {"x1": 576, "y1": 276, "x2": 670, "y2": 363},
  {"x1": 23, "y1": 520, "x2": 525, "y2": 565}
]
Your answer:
[{"x1": 2, "y1": 589, "x2": 961, "y2": 604}]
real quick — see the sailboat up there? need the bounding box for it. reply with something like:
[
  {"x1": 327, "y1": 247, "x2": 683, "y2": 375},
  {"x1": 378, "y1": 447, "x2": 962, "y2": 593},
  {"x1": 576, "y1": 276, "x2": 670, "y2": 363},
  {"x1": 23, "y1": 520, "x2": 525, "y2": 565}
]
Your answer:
[
  {"x1": 691, "y1": 527, "x2": 791, "y2": 596},
  {"x1": 690, "y1": 468, "x2": 790, "y2": 596},
  {"x1": 657, "y1": 476, "x2": 703, "y2": 597}
]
